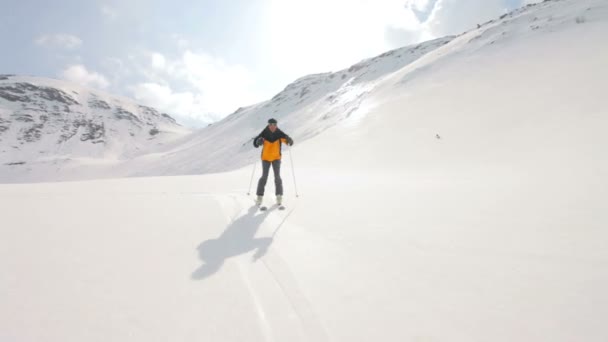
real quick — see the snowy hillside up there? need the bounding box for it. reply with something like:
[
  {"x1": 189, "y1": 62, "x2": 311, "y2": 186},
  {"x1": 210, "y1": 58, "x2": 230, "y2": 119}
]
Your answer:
[
  {"x1": 120, "y1": 35, "x2": 455, "y2": 176},
  {"x1": 0, "y1": 75, "x2": 190, "y2": 181},
  {"x1": 106, "y1": 0, "x2": 608, "y2": 178},
  {"x1": 1, "y1": 0, "x2": 608, "y2": 341},
  {"x1": 3, "y1": 0, "x2": 605, "y2": 182}
]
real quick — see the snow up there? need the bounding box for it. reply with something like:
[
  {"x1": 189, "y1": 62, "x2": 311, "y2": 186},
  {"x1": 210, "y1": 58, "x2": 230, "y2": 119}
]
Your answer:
[
  {"x1": 0, "y1": 75, "x2": 190, "y2": 181},
  {"x1": 1, "y1": 0, "x2": 608, "y2": 341},
  {"x1": 1, "y1": 166, "x2": 606, "y2": 341}
]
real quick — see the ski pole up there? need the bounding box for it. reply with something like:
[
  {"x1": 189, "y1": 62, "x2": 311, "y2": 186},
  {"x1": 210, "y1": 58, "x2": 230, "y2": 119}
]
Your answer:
[
  {"x1": 247, "y1": 159, "x2": 257, "y2": 195},
  {"x1": 289, "y1": 146, "x2": 299, "y2": 197}
]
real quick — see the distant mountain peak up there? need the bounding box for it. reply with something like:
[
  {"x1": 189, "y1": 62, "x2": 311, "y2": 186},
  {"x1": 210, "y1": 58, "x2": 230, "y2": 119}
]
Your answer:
[{"x1": 0, "y1": 76, "x2": 190, "y2": 168}]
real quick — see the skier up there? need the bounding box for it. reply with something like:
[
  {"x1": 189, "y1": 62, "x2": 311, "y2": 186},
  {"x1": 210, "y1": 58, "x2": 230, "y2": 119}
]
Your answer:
[{"x1": 253, "y1": 118, "x2": 294, "y2": 207}]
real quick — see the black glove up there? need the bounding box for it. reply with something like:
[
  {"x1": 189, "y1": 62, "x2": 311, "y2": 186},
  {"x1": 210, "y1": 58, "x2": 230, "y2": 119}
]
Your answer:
[
  {"x1": 254, "y1": 137, "x2": 264, "y2": 147},
  {"x1": 286, "y1": 136, "x2": 294, "y2": 146}
]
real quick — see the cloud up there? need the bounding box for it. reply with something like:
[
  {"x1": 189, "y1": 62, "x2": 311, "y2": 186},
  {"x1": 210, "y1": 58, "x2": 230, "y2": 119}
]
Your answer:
[
  {"x1": 101, "y1": 5, "x2": 118, "y2": 20},
  {"x1": 425, "y1": 0, "x2": 510, "y2": 37},
  {"x1": 127, "y1": 50, "x2": 260, "y2": 125},
  {"x1": 100, "y1": 57, "x2": 133, "y2": 89},
  {"x1": 61, "y1": 64, "x2": 110, "y2": 89},
  {"x1": 131, "y1": 82, "x2": 198, "y2": 116},
  {"x1": 171, "y1": 34, "x2": 190, "y2": 50},
  {"x1": 35, "y1": 34, "x2": 82, "y2": 49},
  {"x1": 263, "y1": 0, "x2": 517, "y2": 77},
  {"x1": 384, "y1": 26, "x2": 426, "y2": 49},
  {"x1": 406, "y1": 0, "x2": 440, "y2": 22},
  {"x1": 150, "y1": 53, "x2": 166, "y2": 70},
  {"x1": 265, "y1": 0, "x2": 424, "y2": 78},
  {"x1": 387, "y1": 0, "x2": 523, "y2": 47},
  {"x1": 174, "y1": 51, "x2": 259, "y2": 116},
  {"x1": 260, "y1": 0, "x2": 544, "y2": 85}
]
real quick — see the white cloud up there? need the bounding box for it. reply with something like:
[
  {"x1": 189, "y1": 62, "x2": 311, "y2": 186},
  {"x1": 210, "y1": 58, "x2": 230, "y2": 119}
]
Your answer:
[
  {"x1": 263, "y1": 0, "x2": 525, "y2": 78},
  {"x1": 101, "y1": 5, "x2": 118, "y2": 20},
  {"x1": 171, "y1": 34, "x2": 190, "y2": 50},
  {"x1": 407, "y1": 0, "x2": 432, "y2": 8},
  {"x1": 176, "y1": 51, "x2": 259, "y2": 115},
  {"x1": 61, "y1": 64, "x2": 110, "y2": 89},
  {"x1": 101, "y1": 57, "x2": 133, "y2": 88},
  {"x1": 122, "y1": 50, "x2": 171, "y2": 85},
  {"x1": 384, "y1": 0, "x2": 525, "y2": 48},
  {"x1": 131, "y1": 83, "x2": 197, "y2": 116},
  {"x1": 128, "y1": 50, "x2": 260, "y2": 124},
  {"x1": 266, "y1": 0, "x2": 503, "y2": 79},
  {"x1": 406, "y1": 0, "x2": 439, "y2": 22},
  {"x1": 35, "y1": 34, "x2": 82, "y2": 49},
  {"x1": 266, "y1": 0, "x2": 417, "y2": 76},
  {"x1": 103, "y1": 57, "x2": 128, "y2": 74},
  {"x1": 150, "y1": 53, "x2": 166, "y2": 70},
  {"x1": 424, "y1": 0, "x2": 510, "y2": 37}
]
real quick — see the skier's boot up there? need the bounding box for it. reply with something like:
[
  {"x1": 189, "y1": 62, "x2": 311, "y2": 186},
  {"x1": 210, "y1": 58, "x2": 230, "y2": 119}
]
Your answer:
[
  {"x1": 276, "y1": 195, "x2": 282, "y2": 206},
  {"x1": 256, "y1": 195, "x2": 263, "y2": 206}
]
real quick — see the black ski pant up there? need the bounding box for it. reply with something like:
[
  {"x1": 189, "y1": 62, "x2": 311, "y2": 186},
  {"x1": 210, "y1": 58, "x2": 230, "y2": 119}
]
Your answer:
[{"x1": 256, "y1": 160, "x2": 283, "y2": 196}]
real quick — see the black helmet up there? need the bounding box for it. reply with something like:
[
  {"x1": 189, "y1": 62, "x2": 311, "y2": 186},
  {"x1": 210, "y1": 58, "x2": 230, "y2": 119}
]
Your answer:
[{"x1": 268, "y1": 118, "x2": 277, "y2": 124}]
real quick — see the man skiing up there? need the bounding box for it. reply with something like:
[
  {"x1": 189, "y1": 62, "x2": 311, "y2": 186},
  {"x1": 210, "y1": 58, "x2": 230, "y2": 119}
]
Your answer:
[{"x1": 253, "y1": 118, "x2": 294, "y2": 207}]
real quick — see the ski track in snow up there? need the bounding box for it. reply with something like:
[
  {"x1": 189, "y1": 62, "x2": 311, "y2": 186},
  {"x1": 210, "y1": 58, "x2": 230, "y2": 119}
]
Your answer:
[
  {"x1": 235, "y1": 260, "x2": 276, "y2": 342},
  {"x1": 217, "y1": 194, "x2": 329, "y2": 342}
]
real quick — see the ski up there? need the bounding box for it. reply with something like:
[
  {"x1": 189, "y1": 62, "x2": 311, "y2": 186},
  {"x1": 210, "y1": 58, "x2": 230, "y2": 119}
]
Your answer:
[
  {"x1": 252, "y1": 195, "x2": 285, "y2": 211},
  {"x1": 257, "y1": 204, "x2": 284, "y2": 211}
]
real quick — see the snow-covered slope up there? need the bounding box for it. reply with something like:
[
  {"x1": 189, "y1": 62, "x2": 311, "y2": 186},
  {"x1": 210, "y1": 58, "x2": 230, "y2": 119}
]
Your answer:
[
  {"x1": 0, "y1": 75, "x2": 190, "y2": 180},
  {"x1": 116, "y1": 0, "x2": 608, "y2": 178},
  {"x1": 1, "y1": 0, "x2": 607, "y2": 341},
  {"x1": 4, "y1": 1, "x2": 605, "y2": 183},
  {"x1": 1, "y1": 0, "x2": 607, "y2": 183},
  {"x1": 121, "y1": 36, "x2": 455, "y2": 176}
]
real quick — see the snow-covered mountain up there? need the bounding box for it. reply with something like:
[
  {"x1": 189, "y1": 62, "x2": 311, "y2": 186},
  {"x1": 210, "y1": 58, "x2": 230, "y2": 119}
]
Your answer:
[
  {"x1": 0, "y1": 35, "x2": 452, "y2": 182},
  {"x1": 125, "y1": 35, "x2": 455, "y2": 176},
  {"x1": 0, "y1": 75, "x2": 190, "y2": 180},
  {"x1": 0, "y1": 0, "x2": 605, "y2": 183},
  {"x1": 1, "y1": 0, "x2": 607, "y2": 341},
  {"x1": 2, "y1": 0, "x2": 605, "y2": 183},
  {"x1": 118, "y1": 0, "x2": 608, "y2": 178}
]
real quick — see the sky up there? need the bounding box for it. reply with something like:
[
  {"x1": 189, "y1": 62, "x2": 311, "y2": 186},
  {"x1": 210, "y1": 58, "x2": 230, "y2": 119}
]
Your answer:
[{"x1": 0, "y1": 0, "x2": 539, "y2": 127}]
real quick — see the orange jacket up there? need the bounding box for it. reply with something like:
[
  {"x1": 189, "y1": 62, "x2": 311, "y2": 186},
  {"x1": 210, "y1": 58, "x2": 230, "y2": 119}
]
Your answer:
[{"x1": 253, "y1": 128, "x2": 292, "y2": 161}]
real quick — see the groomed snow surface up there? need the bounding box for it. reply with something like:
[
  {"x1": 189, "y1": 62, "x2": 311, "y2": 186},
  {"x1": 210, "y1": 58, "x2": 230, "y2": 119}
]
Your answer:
[{"x1": 1, "y1": 0, "x2": 608, "y2": 340}]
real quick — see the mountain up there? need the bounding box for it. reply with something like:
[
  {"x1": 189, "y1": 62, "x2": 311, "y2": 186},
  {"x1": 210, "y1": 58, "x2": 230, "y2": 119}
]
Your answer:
[
  {"x1": 1, "y1": 0, "x2": 607, "y2": 184},
  {"x1": 1, "y1": 0, "x2": 607, "y2": 341},
  {"x1": 121, "y1": 0, "x2": 608, "y2": 178},
  {"x1": 0, "y1": 75, "x2": 190, "y2": 181},
  {"x1": 0, "y1": 35, "x2": 454, "y2": 182},
  {"x1": 125, "y1": 35, "x2": 455, "y2": 177}
]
